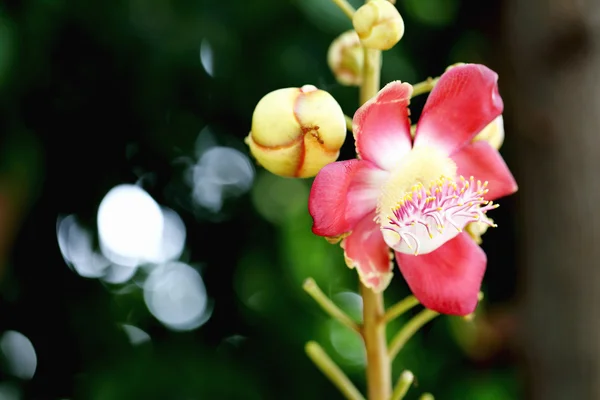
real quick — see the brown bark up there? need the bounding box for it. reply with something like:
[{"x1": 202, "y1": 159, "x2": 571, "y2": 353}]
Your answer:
[{"x1": 505, "y1": 1, "x2": 600, "y2": 399}]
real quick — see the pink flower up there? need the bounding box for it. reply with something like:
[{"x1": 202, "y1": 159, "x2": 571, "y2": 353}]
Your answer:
[{"x1": 308, "y1": 64, "x2": 518, "y2": 316}]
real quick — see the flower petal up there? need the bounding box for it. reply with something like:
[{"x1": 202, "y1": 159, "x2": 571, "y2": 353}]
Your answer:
[
  {"x1": 414, "y1": 64, "x2": 503, "y2": 155},
  {"x1": 309, "y1": 160, "x2": 389, "y2": 237},
  {"x1": 395, "y1": 232, "x2": 485, "y2": 315},
  {"x1": 352, "y1": 81, "x2": 413, "y2": 171},
  {"x1": 341, "y1": 213, "x2": 393, "y2": 292},
  {"x1": 452, "y1": 140, "x2": 518, "y2": 201}
]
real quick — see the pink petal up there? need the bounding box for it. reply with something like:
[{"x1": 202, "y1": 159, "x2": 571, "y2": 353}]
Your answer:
[
  {"x1": 452, "y1": 140, "x2": 518, "y2": 201},
  {"x1": 309, "y1": 160, "x2": 389, "y2": 237},
  {"x1": 395, "y1": 232, "x2": 486, "y2": 315},
  {"x1": 352, "y1": 81, "x2": 413, "y2": 171},
  {"x1": 341, "y1": 213, "x2": 393, "y2": 292},
  {"x1": 414, "y1": 64, "x2": 504, "y2": 155}
]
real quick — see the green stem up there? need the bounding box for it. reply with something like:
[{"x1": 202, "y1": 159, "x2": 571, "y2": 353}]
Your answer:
[
  {"x1": 388, "y1": 309, "x2": 439, "y2": 361},
  {"x1": 410, "y1": 77, "x2": 439, "y2": 98},
  {"x1": 361, "y1": 284, "x2": 391, "y2": 400},
  {"x1": 391, "y1": 371, "x2": 414, "y2": 400},
  {"x1": 345, "y1": 115, "x2": 353, "y2": 132},
  {"x1": 419, "y1": 393, "x2": 435, "y2": 400},
  {"x1": 358, "y1": 21, "x2": 389, "y2": 400},
  {"x1": 382, "y1": 295, "x2": 419, "y2": 324},
  {"x1": 305, "y1": 341, "x2": 365, "y2": 400},
  {"x1": 303, "y1": 278, "x2": 361, "y2": 333},
  {"x1": 359, "y1": 48, "x2": 381, "y2": 105},
  {"x1": 329, "y1": 0, "x2": 356, "y2": 20}
]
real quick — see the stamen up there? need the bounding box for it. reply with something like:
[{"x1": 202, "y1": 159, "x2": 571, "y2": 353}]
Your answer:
[{"x1": 383, "y1": 176, "x2": 497, "y2": 255}]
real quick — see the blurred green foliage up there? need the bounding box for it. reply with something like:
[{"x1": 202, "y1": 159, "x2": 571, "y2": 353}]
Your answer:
[{"x1": 0, "y1": 0, "x2": 519, "y2": 399}]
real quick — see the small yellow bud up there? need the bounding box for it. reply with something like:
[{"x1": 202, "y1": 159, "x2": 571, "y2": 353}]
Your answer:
[
  {"x1": 465, "y1": 218, "x2": 493, "y2": 245},
  {"x1": 473, "y1": 116, "x2": 505, "y2": 150},
  {"x1": 245, "y1": 85, "x2": 346, "y2": 178},
  {"x1": 352, "y1": 0, "x2": 404, "y2": 51},
  {"x1": 327, "y1": 30, "x2": 363, "y2": 86}
]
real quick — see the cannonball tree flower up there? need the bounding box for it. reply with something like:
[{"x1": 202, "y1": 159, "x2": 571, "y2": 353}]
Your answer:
[{"x1": 308, "y1": 64, "x2": 517, "y2": 315}]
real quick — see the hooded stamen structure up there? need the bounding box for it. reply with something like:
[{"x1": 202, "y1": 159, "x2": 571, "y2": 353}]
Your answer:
[{"x1": 382, "y1": 176, "x2": 498, "y2": 255}]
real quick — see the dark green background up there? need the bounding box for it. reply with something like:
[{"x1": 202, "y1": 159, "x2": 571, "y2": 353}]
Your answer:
[{"x1": 0, "y1": 0, "x2": 519, "y2": 398}]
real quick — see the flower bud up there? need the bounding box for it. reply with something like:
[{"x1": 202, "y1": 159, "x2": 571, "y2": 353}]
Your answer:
[
  {"x1": 352, "y1": 0, "x2": 404, "y2": 51},
  {"x1": 465, "y1": 219, "x2": 493, "y2": 245},
  {"x1": 245, "y1": 85, "x2": 346, "y2": 178},
  {"x1": 473, "y1": 116, "x2": 505, "y2": 150},
  {"x1": 466, "y1": 116, "x2": 504, "y2": 245},
  {"x1": 327, "y1": 30, "x2": 364, "y2": 86}
]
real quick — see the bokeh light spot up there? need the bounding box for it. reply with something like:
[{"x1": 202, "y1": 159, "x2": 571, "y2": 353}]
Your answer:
[
  {"x1": 251, "y1": 171, "x2": 308, "y2": 225},
  {"x1": 97, "y1": 184, "x2": 164, "y2": 266},
  {"x1": 328, "y1": 292, "x2": 365, "y2": 366},
  {"x1": 57, "y1": 215, "x2": 110, "y2": 278},
  {"x1": 0, "y1": 331, "x2": 37, "y2": 380},
  {"x1": 121, "y1": 324, "x2": 151, "y2": 346},
  {"x1": 0, "y1": 383, "x2": 20, "y2": 400},
  {"x1": 147, "y1": 207, "x2": 186, "y2": 264},
  {"x1": 143, "y1": 262, "x2": 209, "y2": 331},
  {"x1": 101, "y1": 264, "x2": 138, "y2": 285},
  {"x1": 191, "y1": 146, "x2": 254, "y2": 212},
  {"x1": 200, "y1": 39, "x2": 214, "y2": 76}
]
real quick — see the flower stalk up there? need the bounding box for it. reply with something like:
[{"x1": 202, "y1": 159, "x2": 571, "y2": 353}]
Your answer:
[
  {"x1": 305, "y1": 341, "x2": 365, "y2": 400},
  {"x1": 330, "y1": 0, "x2": 356, "y2": 20},
  {"x1": 356, "y1": 20, "x2": 392, "y2": 398},
  {"x1": 359, "y1": 48, "x2": 382, "y2": 105},
  {"x1": 391, "y1": 370, "x2": 414, "y2": 400},
  {"x1": 410, "y1": 77, "x2": 439, "y2": 98},
  {"x1": 382, "y1": 295, "x2": 420, "y2": 323},
  {"x1": 361, "y1": 284, "x2": 391, "y2": 400},
  {"x1": 345, "y1": 115, "x2": 354, "y2": 132},
  {"x1": 303, "y1": 278, "x2": 361, "y2": 334},
  {"x1": 388, "y1": 308, "x2": 439, "y2": 361}
]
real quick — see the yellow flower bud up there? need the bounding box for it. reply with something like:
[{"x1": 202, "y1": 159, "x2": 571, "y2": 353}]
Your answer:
[
  {"x1": 473, "y1": 116, "x2": 505, "y2": 150},
  {"x1": 466, "y1": 116, "x2": 504, "y2": 244},
  {"x1": 352, "y1": 0, "x2": 404, "y2": 51},
  {"x1": 327, "y1": 30, "x2": 363, "y2": 86},
  {"x1": 465, "y1": 218, "x2": 493, "y2": 245},
  {"x1": 245, "y1": 85, "x2": 346, "y2": 178}
]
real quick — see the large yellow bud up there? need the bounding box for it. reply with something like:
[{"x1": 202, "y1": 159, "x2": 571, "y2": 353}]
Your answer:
[
  {"x1": 245, "y1": 85, "x2": 346, "y2": 178},
  {"x1": 352, "y1": 0, "x2": 404, "y2": 51}
]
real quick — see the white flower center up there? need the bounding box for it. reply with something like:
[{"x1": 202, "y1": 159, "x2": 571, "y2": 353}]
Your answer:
[{"x1": 376, "y1": 146, "x2": 497, "y2": 255}]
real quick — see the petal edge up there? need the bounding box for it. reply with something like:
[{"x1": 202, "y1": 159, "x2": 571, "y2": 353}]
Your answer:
[
  {"x1": 309, "y1": 160, "x2": 388, "y2": 237},
  {"x1": 395, "y1": 233, "x2": 486, "y2": 315},
  {"x1": 452, "y1": 140, "x2": 518, "y2": 201},
  {"x1": 353, "y1": 81, "x2": 413, "y2": 171},
  {"x1": 414, "y1": 64, "x2": 504, "y2": 155},
  {"x1": 341, "y1": 213, "x2": 394, "y2": 292}
]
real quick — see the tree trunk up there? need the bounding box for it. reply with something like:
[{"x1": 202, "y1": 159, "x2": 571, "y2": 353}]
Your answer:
[{"x1": 505, "y1": 1, "x2": 600, "y2": 399}]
